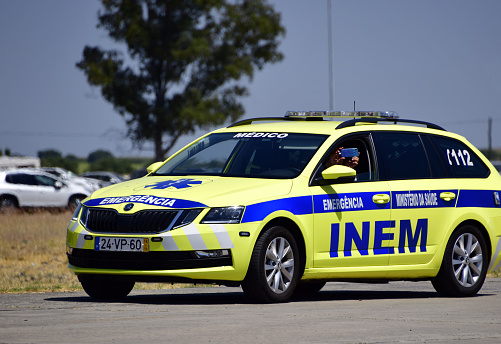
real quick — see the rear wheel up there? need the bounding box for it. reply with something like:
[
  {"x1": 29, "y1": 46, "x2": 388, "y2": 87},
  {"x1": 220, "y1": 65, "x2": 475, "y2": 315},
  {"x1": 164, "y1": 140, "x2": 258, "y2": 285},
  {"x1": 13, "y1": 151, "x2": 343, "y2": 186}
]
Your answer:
[
  {"x1": 78, "y1": 275, "x2": 135, "y2": 300},
  {"x1": 241, "y1": 225, "x2": 300, "y2": 303},
  {"x1": 431, "y1": 225, "x2": 488, "y2": 297}
]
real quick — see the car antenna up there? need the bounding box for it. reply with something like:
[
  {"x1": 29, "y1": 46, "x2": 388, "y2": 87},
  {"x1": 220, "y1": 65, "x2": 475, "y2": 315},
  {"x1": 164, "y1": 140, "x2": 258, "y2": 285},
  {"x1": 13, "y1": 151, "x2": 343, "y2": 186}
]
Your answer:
[{"x1": 353, "y1": 101, "x2": 356, "y2": 112}]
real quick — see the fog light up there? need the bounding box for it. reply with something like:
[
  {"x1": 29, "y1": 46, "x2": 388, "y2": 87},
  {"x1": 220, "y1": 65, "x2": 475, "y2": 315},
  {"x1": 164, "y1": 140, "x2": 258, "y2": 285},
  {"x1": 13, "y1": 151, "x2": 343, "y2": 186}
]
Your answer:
[{"x1": 193, "y1": 249, "x2": 229, "y2": 258}]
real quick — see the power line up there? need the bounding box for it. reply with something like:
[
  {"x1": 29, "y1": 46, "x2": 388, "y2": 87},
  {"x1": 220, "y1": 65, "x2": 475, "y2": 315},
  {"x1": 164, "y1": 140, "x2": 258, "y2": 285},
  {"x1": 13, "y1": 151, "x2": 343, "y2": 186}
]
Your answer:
[
  {"x1": 437, "y1": 117, "x2": 501, "y2": 126},
  {"x1": 0, "y1": 131, "x2": 106, "y2": 138}
]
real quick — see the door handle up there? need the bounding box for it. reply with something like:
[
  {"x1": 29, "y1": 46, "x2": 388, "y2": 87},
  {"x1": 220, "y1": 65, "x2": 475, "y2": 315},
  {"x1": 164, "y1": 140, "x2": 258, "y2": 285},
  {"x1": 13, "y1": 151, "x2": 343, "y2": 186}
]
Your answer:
[
  {"x1": 440, "y1": 192, "x2": 456, "y2": 202},
  {"x1": 373, "y1": 194, "x2": 390, "y2": 204}
]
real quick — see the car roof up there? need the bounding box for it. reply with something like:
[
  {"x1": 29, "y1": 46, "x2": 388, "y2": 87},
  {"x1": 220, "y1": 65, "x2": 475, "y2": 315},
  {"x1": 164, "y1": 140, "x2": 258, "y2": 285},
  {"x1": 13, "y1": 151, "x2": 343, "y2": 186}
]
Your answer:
[{"x1": 0, "y1": 168, "x2": 64, "y2": 180}]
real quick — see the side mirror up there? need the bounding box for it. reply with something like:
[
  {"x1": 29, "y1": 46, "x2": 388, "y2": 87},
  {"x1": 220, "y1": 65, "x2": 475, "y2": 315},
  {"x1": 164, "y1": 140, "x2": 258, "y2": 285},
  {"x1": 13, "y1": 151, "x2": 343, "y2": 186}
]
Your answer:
[
  {"x1": 146, "y1": 161, "x2": 164, "y2": 174},
  {"x1": 319, "y1": 165, "x2": 356, "y2": 184},
  {"x1": 54, "y1": 181, "x2": 63, "y2": 189}
]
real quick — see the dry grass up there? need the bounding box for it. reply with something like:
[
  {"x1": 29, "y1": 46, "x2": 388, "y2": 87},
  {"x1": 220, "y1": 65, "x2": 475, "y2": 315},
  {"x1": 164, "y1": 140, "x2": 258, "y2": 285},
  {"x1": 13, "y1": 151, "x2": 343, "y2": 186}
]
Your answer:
[
  {"x1": 0, "y1": 211, "x2": 204, "y2": 293},
  {"x1": 0, "y1": 210, "x2": 80, "y2": 293},
  {"x1": 0, "y1": 211, "x2": 499, "y2": 293}
]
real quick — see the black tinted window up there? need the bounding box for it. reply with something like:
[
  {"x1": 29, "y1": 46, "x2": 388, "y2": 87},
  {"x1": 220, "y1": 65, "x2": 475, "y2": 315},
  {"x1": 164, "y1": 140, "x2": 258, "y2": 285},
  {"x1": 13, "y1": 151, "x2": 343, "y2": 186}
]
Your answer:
[
  {"x1": 5, "y1": 173, "x2": 37, "y2": 185},
  {"x1": 432, "y1": 136, "x2": 489, "y2": 178},
  {"x1": 375, "y1": 132, "x2": 431, "y2": 180},
  {"x1": 422, "y1": 135, "x2": 448, "y2": 178},
  {"x1": 34, "y1": 175, "x2": 57, "y2": 186}
]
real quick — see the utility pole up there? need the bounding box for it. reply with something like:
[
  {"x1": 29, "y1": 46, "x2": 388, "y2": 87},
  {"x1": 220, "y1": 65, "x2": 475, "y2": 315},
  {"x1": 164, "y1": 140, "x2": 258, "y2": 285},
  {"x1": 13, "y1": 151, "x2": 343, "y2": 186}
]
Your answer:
[
  {"x1": 327, "y1": 0, "x2": 334, "y2": 110},
  {"x1": 488, "y1": 117, "x2": 492, "y2": 160}
]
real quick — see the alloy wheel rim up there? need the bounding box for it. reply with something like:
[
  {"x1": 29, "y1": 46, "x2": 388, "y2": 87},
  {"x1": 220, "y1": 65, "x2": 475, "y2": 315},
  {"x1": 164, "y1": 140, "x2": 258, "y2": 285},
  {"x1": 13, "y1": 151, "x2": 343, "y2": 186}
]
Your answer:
[
  {"x1": 264, "y1": 237, "x2": 294, "y2": 294},
  {"x1": 452, "y1": 233, "x2": 483, "y2": 287}
]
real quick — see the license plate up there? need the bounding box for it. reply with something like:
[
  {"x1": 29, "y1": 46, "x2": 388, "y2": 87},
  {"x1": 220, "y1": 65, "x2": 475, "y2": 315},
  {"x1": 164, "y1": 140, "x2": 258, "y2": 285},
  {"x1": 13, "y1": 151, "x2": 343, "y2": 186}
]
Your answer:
[{"x1": 95, "y1": 237, "x2": 149, "y2": 252}]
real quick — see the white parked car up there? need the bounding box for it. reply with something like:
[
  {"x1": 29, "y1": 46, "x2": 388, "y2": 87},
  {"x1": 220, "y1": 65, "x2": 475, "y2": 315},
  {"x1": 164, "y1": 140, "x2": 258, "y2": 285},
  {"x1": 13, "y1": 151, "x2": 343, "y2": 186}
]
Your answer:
[
  {"x1": 0, "y1": 169, "x2": 90, "y2": 211},
  {"x1": 80, "y1": 171, "x2": 126, "y2": 186},
  {"x1": 37, "y1": 167, "x2": 103, "y2": 192}
]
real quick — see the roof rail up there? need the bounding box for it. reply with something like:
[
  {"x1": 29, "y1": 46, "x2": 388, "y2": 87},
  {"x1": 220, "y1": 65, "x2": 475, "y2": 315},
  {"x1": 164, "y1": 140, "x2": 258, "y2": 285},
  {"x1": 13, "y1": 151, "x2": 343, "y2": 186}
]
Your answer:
[
  {"x1": 227, "y1": 116, "x2": 308, "y2": 128},
  {"x1": 228, "y1": 112, "x2": 383, "y2": 127},
  {"x1": 335, "y1": 118, "x2": 445, "y2": 131},
  {"x1": 285, "y1": 110, "x2": 398, "y2": 119}
]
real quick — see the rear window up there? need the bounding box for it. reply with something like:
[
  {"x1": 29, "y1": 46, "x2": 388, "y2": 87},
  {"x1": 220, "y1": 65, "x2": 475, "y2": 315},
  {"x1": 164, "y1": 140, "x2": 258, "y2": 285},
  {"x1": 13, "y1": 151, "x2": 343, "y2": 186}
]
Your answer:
[{"x1": 431, "y1": 136, "x2": 489, "y2": 178}]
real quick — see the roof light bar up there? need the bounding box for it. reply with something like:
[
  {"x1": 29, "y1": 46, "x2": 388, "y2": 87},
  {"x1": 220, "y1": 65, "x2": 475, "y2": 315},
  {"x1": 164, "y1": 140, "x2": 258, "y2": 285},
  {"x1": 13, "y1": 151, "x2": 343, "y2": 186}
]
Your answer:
[{"x1": 285, "y1": 111, "x2": 399, "y2": 119}]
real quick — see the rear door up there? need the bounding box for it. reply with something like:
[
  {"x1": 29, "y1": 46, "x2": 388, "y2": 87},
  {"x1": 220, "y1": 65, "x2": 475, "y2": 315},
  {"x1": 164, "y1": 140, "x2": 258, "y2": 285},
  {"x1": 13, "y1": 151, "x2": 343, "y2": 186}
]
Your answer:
[
  {"x1": 5, "y1": 173, "x2": 42, "y2": 206},
  {"x1": 373, "y1": 132, "x2": 458, "y2": 266}
]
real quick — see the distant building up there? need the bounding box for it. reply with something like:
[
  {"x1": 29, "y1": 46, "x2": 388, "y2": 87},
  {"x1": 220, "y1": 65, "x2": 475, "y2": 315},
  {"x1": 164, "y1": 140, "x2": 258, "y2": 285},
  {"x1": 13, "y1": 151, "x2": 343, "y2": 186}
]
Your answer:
[{"x1": 0, "y1": 156, "x2": 41, "y2": 170}]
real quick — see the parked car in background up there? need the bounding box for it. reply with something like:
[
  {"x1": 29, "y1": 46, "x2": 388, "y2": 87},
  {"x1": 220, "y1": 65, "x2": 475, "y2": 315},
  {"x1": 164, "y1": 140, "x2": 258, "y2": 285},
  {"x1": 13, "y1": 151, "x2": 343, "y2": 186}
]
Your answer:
[
  {"x1": 38, "y1": 167, "x2": 103, "y2": 192},
  {"x1": 0, "y1": 169, "x2": 90, "y2": 211},
  {"x1": 80, "y1": 171, "x2": 126, "y2": 187},
  {"x1": 129, "y1": 167, "x2": 148, "y2": 179}
]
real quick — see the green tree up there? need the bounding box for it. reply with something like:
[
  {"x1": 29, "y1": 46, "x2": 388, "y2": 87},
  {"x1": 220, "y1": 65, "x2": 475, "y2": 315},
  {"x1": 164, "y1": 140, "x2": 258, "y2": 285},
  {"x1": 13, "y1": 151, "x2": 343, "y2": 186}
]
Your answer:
[
  {"x1": 38, "y1": 149, "x2": 62, "y2": 160},
  {"x1": 89, "y1": 157, "x2": 133, "y2": 175},
  {"x1": 77, "y1": 0, "x2": 284, "y2": 161},
  {"x1": 88, "y1": 149, "x2": 114, "y2": 163},
  {"x1": 40, "y1": 157, "x2": 78, "y2": 173}
]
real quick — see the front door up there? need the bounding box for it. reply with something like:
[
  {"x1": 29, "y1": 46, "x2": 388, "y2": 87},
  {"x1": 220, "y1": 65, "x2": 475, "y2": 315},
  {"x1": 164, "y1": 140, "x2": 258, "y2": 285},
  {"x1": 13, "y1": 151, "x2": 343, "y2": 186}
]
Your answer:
[{"x1": 310, "y1": 134, "x2": 393, "y2": 269}]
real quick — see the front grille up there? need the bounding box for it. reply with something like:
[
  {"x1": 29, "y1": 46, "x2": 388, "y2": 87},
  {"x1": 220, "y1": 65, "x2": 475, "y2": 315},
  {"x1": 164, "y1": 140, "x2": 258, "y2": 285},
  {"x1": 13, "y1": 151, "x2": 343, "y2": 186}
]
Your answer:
[
  {"x1": 85, "y1": 208, "x2": 180, "y2": 234},
  {"x1": 68, "y1": 249, "x2": 233, "y2": 270}
]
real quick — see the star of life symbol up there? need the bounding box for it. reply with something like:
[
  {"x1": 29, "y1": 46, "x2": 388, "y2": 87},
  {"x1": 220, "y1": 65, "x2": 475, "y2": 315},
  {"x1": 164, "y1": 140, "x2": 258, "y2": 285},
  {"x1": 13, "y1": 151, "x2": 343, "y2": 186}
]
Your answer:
[{"x1": 144, "y1": 178, "x2": 203, "y2": 190}]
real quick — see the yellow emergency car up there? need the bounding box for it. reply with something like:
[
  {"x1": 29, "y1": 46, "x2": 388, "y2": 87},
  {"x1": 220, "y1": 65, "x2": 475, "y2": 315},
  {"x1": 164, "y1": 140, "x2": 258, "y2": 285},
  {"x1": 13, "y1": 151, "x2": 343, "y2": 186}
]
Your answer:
[{"x1": 67, "y1": 111, "x2": 501, "y2": 302}]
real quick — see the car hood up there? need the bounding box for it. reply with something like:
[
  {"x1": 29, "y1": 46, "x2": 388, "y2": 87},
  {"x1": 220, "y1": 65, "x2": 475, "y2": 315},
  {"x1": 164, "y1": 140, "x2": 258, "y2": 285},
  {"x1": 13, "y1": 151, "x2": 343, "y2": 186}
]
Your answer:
[{"x1": 83, "y1": 176, "x2": 293, "y2": 210}]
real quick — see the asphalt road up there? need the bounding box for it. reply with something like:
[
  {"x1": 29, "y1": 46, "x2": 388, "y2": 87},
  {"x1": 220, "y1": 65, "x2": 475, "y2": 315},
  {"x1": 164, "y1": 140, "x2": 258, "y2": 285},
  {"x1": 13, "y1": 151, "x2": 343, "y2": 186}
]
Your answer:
[{"x1": 1, "y1": 279, "x2": 500, "y2": 344}]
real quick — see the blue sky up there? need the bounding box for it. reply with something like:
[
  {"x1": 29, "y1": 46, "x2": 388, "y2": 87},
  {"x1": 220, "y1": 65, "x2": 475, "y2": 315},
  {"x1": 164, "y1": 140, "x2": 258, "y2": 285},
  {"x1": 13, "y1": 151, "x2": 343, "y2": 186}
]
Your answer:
[{"x1": 1, "y1": 0, "x2": 501, "y2": 159}]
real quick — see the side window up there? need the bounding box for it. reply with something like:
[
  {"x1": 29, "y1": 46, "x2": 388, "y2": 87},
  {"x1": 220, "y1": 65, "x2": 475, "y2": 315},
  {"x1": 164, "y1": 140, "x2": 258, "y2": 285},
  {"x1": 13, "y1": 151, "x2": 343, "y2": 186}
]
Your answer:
[
  {"x1": 421, "y1": 135, "x2": 448, "y2": 178},
  {"x1": 34, "y1": 175, "x2": 57, "y2": 187},
  {"x1": 431, "y1": 136, "x2": 489, "y2": 178},
  {"x1": 5, "y1": 173, "x2": 37, "y2": 185},
  {"x1": 321, "y1": 135, "x2": 377, "y2": 182},
  {"x1": 375, "y1": 132, "x2": 431, "y2": 180}
]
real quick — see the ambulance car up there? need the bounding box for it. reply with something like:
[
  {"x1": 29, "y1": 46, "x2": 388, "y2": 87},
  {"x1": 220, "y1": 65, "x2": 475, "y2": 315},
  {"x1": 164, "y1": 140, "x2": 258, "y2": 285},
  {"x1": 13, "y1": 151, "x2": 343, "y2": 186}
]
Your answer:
[{"x1": 67, "y1": 111, "x2": 501, "y2": 302}]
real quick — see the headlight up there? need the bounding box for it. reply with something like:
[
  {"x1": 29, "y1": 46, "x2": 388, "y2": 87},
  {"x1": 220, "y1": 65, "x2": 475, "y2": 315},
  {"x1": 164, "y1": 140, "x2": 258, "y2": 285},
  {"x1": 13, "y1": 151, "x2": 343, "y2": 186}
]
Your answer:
[
  {"x1": 172, "y1": 209, "x2": 203, "y2": 228},
  {"x1": 79, "y1": 205, "x2": 89, "y2": 227},
  {"x1": 201, "y1": 206, "x2": 244, "y2": 224}
]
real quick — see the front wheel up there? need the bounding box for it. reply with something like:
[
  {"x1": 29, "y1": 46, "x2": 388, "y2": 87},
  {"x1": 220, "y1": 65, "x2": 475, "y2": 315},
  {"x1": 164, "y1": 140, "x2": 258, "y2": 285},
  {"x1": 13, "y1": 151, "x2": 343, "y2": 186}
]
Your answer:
[
  {"x1": 0, "y1": 195, "x2": 17, "y2": 213},
  {"x1": 431, "y1": 225, "x2": 488, "y2": 297},
  {"x1": 78, "y1": 275, "x2": 135, "y2": 300},
  {"x1": 68, "y1": 195, "x2": 84, "y2": 211},
  {"x1": 241, "y1": 226, "x2": 300, "y2": 303}
]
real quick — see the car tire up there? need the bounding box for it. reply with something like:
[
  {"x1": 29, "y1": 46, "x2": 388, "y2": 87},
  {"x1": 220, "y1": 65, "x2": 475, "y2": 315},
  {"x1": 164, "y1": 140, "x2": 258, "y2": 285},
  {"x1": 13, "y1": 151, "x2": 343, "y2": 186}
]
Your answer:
[
  {"x1": 0, "y1": 195, "x2": 17, "y2": 212},
  {"x1": 241, "y1": 225, "x2": 300, "y2": 303},
  {"x1": 68, "y1": 195, "x2": 84, "y2": 211},
  {"x1": 431, "y1": 224, "x2": 488, "y2": 297},
  {"x1": 78, "y1": 275, "x2": 135, "y2": 300}
]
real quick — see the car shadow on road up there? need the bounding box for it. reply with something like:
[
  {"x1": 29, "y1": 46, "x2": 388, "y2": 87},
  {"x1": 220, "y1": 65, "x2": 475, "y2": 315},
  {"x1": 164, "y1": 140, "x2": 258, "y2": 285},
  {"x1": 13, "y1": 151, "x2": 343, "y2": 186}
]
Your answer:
[{"x1": 43, "y1": 286, "x2": 493, "y2": 305}]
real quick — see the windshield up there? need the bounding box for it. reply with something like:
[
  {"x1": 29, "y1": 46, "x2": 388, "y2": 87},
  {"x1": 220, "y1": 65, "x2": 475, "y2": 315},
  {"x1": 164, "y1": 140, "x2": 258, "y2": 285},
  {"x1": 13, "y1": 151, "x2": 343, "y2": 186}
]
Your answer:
[{"x1": 154, "y1": 132, "x2": 328, "y2": 179}]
